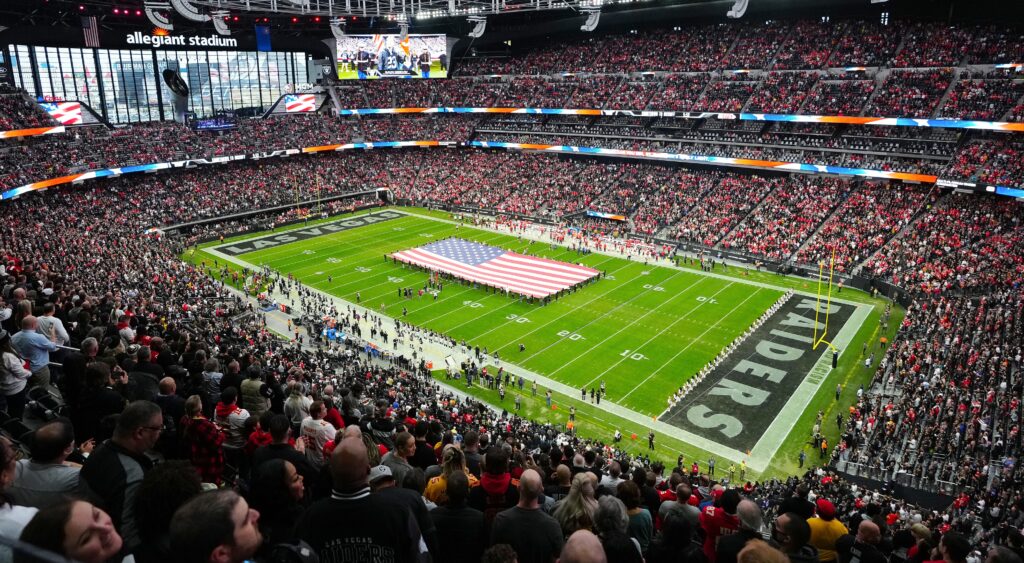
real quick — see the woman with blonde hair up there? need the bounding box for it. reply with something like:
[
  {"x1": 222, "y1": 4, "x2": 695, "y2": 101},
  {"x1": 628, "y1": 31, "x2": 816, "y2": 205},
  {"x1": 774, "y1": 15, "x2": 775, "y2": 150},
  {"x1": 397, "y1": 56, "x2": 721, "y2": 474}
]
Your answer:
[
  {"x1": 553, "y1": 472, "x2": 599, "y2": 537},
  {"x1": 424, "y1": 444, "x2": 478, "y2": 505}
]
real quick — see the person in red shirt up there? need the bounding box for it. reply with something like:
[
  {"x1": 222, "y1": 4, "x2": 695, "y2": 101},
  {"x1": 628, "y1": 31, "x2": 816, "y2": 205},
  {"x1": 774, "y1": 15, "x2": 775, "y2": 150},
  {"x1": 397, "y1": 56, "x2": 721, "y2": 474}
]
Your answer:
[
  {"x1": 322, "y1": 395, "x2": 345, "y2": 431},
  {"x1": 700, "y1": 488, "x2": 741, "y2": 563}
]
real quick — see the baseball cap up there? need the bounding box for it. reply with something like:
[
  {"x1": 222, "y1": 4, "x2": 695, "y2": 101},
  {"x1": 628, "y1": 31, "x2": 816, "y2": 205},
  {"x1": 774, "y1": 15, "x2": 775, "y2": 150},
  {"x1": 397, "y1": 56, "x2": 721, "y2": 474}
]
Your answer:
[
  {"x1": 369, "y1": 465, "x2": 394, "y2": 484},
  {"x1": 816, "y1": 498, "x2": 836, "y2": 520}
]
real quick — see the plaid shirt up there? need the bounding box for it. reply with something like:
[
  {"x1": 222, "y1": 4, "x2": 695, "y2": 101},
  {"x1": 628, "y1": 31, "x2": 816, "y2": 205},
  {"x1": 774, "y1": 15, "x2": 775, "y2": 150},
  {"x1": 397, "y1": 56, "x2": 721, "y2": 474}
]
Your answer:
[{"x1": 181, "y1": 415, "x2": 225, "y2": 484}]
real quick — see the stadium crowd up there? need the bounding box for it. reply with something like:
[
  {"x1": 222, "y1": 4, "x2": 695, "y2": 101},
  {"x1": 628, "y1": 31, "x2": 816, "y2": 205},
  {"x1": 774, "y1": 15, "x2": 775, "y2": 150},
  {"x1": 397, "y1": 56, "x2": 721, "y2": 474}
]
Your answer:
[
  {"x1": 0, "y1": 150, "x2": 1020, "y2": 563},
  {"x1": 0, "y1": 15, "x2": 1021, "y2": 563}
]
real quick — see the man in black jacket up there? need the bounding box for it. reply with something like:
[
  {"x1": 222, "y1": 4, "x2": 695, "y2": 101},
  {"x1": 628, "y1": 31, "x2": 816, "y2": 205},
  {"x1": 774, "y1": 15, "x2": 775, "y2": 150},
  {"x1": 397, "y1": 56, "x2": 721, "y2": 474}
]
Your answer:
[
  {"x1": 431, "y1": 471, "x2": 485, "y2": 563},
  {"x1": 80, "y1": 400, "x2": 161, "y2": 552}
]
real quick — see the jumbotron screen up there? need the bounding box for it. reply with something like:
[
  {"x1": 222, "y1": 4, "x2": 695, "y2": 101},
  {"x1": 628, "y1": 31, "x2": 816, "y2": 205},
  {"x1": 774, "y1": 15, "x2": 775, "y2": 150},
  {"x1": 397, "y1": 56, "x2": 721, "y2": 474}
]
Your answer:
[{"x1": 336, "y1": 34, "x2": 448, "y2": 79}]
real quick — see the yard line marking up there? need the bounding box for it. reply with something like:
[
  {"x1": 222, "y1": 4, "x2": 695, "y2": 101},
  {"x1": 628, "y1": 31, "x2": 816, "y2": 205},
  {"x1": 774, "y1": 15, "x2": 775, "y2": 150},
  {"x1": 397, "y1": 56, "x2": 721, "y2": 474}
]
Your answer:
[
  {"x1": 545, "y1": 277, "x2": 712, "y2": 378},
  {"x1": 278, "y1": 222, "x2": 511, "y2": 292},
  {"x1": 479, "y1": 264, "x2": 680, "y2": 350},
  {"x1": 245, "y1": 216, "x2": 442, "y2": 267},
  {"x1": 505, "y1": 267, "x2": 692, "y2": 362},
  {"x1": 617, "y1": 286, "x2": 762, "y2": 401}
]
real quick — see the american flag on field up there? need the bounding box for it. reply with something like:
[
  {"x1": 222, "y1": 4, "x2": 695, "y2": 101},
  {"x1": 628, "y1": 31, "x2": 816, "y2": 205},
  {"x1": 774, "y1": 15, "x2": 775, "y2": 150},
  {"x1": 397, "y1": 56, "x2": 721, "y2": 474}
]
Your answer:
[
  {"x1": 392, "y1": 238, "x2": 600, "y2": 298},
  {"x1": 40, "y1": 102, "x2": 83, "y2": 125},
  {"x1": 284, "y1": 94, "x2": 317, "y2": 113},
  {"x1": 81, "y1": 15, "x2": 100, "y2": 48}
]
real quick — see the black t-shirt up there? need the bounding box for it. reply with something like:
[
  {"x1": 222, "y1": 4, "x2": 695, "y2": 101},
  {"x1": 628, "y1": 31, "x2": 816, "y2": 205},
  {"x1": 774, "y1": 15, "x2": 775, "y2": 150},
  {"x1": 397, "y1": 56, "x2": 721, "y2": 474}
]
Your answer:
[
  {"x1": 410, "y1": 441, "x2": 437, "y2": 470},
  {"x1": 377, "y1": 487, "x2": 438, "y2": 557},
  {"x1": 431, "y1": 504, "x2": 485, "y2": 563},
  {"x1": 294, "y1": 488, "x2": 429, "y2": 563},
  {"x1": 490, "y1": 506, "x2": 564, "y2": 563},
  {"x1": 837, "y1": 535, "x2": 888, "y2": 563}
]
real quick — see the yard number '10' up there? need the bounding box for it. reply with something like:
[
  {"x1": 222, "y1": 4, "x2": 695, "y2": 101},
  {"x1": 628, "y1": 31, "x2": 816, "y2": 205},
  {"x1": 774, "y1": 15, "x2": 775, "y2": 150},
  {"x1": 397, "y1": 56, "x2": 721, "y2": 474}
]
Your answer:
[{"x1": 620, "y1": 349, "x2": 647, "y2": 361}]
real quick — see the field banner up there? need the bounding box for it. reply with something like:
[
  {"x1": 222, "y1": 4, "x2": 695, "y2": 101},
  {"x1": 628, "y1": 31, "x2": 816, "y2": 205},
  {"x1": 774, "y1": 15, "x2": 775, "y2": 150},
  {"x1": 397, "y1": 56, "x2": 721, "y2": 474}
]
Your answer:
[{"x1": 392, "y1": 238, "x2": 599, "y2": 298}]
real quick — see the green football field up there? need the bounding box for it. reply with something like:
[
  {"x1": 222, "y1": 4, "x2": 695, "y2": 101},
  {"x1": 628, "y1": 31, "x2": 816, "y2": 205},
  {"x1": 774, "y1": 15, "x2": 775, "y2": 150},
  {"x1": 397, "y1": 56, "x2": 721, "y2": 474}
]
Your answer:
[
  {"x1": 235, "y1": 213, "x2": 781, "y2": 416},
  {"x1": 190, "y1": 207, "x2": 901, "y2": 477}
]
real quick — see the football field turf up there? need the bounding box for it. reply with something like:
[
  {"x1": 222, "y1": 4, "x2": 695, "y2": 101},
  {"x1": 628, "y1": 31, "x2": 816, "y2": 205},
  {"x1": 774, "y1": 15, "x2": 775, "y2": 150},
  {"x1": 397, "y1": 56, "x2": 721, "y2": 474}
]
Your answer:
[
  {"x1": 193, "y1": 207, "x2": 898, "y2": 477},
  {"x1": 235, "y1": 212, "x2": 782, "y2": 417}
]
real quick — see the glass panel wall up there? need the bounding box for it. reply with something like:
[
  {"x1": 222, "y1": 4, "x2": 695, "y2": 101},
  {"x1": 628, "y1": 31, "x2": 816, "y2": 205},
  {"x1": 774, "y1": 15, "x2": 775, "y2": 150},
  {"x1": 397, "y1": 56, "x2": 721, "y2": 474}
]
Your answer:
[{"x1": 9, "y1": 44, "x2": 308, "y2": 123}]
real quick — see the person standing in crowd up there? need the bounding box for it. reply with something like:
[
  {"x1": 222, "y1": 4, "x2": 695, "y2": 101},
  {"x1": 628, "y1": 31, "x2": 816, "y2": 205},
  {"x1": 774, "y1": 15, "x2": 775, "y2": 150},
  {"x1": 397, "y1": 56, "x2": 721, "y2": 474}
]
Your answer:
[
  {"x1": 80, "y1": 401, "x2": 162, "y2": 552},
  {"x1": 239, "y1": 365, "x2": 271, "y2": 419},
  {"x1": 11, "y1": 316, "x2": 57, "y2": 393},
  {"x1": 618, "y1": 480, "x2": 653, "y2": 554},
  {"x1": 0, "y1": 329, "x2": 32, "y2": 417},
  {"x1": 553, "y1": 472, "x2": 599, "y2": 537},
  {"x1": 381, "y1": 430, "x2": 416, "y2": 487},
  {"x1": 716, "y1": 500, "x2": 764, "y2": 563},
  {"x1": 283, "y1": 380, "x2": 312, "y2": 437},
  {"x1": 470, "y1": 447, "x2": 520, "y2": 530},
  {"x1": 247, "y1": 459, "x2": 307, "y2": 546},
  {"x1": 836, "y1": 520, "x2": 887, "y2": 563},
  {"x1": 294, "y1": 432, "x2": 429, "y2": 562},
  {"x1": 700, "y1": 488, "x2": 741, "y2": 563},
  {"x1": 491, "y1": 468, "x2": 563, "y2": 563},
  {"x1": 410, "y1": 422, "x2": 438, "y2": 471},
  {"x1": 251, "y1": 414, "x2": 316, "y2": 485},
  {"x1": 0, "y1": 436, "x2": 38, "y2": 561},
  {"x1": 425, "y1": 444, "x2": 478, "y2": 506},
  {"x1": 808, "y1": 499, "x2": 848, "y2": 563},
  {"x1": 774, "y1": 512, "x2": 819, "y2": 563},
  {"x1": 431, "y1": 471, "x2": 485, "y2": 563},
  {"x1": 299, "y1": 400, "x2": 336, "y2": 470},
  {"x1": 180, "y1": 394, "x2": 225, "y2": 485}
]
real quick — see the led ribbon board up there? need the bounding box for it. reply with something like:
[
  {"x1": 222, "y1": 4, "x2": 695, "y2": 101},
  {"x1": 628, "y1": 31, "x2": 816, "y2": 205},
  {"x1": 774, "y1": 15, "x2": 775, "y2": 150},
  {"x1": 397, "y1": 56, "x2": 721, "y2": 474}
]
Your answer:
[
  {"x1": 337, "y1": 107, "x2": 1024, "y2": 131},
  {"x1": 3, "y1": 140, "x2": 1021, "y2": 201}
]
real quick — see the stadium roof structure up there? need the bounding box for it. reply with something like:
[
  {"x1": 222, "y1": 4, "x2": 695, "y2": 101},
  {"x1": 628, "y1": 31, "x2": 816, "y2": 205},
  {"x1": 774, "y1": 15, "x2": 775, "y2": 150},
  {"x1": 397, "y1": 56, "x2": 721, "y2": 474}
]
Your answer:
[{"x1": 182, "y1": 0, "x2": 715, "y2": 19}]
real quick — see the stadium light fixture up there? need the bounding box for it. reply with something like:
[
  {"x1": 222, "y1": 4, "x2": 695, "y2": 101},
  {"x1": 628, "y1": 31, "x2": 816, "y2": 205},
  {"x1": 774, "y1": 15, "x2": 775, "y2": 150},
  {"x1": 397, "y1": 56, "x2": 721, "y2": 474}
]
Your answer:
[
  {"x1": 467, "y1": 15, "x2": 486, "y2": 38},
  {"x1": 726, "y1": 0, "x2": 747, "y2": 18},
  {"x1": 330, "y1": 16, "x2": 346, "y2": 39},
  {"x1": 211, "y1": 9, "x2": 231, "y2": 34},
  {"x1": 169, "y1": 0, "x2": 211, "y2": 22},
  {"x1": 580, "y1": 8, "x2": 600, "y2": 32}
]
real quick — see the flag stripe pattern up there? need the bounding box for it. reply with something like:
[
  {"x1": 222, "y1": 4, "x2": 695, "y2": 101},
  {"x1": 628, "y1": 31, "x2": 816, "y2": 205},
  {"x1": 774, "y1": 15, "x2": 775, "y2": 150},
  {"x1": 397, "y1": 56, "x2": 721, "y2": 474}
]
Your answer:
[
  {"x1": 392, "y1": 238, "x2": 599, "y2": 298},
  {"x1": 40, "y1": 102, "x2": 83, "y2": 125},
  {"x1": 284, "y1": 94, "x2": 317, "y2": 113},
  {"x1": 82, "y1": 16, "x2": 100, "y2": 48}
]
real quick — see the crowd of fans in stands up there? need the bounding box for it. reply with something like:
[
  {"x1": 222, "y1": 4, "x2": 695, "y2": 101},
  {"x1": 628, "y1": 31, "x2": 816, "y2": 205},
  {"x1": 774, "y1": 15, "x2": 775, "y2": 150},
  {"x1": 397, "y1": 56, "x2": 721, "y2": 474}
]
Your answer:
[
  {"x1": 0, "y1": 90, "x2": 56, "y2": 131},
  {"x1": 0, "y1": 143, "x2": 1021, "y2": 563}
]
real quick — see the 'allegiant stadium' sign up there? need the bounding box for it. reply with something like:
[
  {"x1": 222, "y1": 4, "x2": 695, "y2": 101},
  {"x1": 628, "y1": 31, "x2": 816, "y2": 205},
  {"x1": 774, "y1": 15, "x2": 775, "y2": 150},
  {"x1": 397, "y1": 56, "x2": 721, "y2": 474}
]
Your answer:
[{"x1": 125, "y1": 32, "x2": 239, "y2": 48}]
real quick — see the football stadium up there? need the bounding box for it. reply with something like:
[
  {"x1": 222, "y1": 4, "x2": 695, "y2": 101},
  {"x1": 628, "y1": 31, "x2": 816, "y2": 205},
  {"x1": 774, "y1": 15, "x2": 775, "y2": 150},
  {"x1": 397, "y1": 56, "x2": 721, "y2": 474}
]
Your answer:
[{"x1": 0, "y1": 0, "x2": 1021, "y2": 562}]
